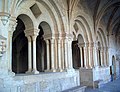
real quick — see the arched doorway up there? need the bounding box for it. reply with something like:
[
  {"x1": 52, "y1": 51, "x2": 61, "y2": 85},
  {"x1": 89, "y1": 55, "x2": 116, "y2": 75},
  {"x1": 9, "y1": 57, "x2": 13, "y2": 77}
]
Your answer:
[{"x1": 12, "y1": 17, "x2": 28, "y2": 74}]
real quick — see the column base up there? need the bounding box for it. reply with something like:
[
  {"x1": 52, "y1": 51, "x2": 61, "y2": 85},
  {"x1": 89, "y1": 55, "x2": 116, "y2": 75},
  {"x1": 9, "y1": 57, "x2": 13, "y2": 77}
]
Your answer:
[
  {"x1": 45, "y1": 69, "x2": 56, "y2": 72},
  {"x1": 32, "y1": 70, "x2": 39, "y2": 74},
  {"x1": 66, "y1": 68, "x2": 75, "y2": 72},
  {"x1": 8, "y1": 70, "x2": 15, "y2": 76},
  {"x1": 57, "y1": 68, "x2": 65, "y2": 72},
  {"x1": 26, "y1": 70, "x2": 32, "y2": 74}
]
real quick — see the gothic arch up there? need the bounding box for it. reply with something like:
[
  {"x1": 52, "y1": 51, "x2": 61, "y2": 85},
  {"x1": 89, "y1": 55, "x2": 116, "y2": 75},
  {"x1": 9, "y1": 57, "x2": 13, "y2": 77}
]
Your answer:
[
  {"x1": 36, "y1": 0, "x2": 65, "y2": 35},
  {"x1": 77, "y1": 34, "x2": 84, "y2": 44},
  {"x1": 74, "y1": 20, "x2": 88, "y2": 43},
  {"x1": 75, "y1": 15, "x2": 93, "y2": 43},
  {"x1": 98, "y1": 28, "x2": 107, "y2": 47}
]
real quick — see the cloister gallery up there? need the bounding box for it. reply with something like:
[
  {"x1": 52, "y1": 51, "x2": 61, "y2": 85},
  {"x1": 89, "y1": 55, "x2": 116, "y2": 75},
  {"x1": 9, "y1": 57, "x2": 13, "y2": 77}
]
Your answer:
[{"x1": 0, "y1": 0, "x2": 120, "y2": 92}]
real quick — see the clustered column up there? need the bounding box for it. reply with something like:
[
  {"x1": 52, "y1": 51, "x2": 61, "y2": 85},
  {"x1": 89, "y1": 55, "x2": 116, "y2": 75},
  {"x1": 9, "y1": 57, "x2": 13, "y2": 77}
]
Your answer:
[
  {"x1": 45, "y1": 37, "x2": 68, "y2": 72},
  {"x1": 93, "y1": 43, "x2": 98, "y2": 67},
  {"x1": 25, "y1": 30, "x2": 39, "y2": 74},
  {"x1": 88, "y1": 43, "x2": 94, "y2": 68}
]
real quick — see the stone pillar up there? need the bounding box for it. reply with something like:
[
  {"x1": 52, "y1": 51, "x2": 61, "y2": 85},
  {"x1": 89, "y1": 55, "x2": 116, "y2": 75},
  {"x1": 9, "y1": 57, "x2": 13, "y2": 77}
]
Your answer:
[
  {"x1": 104, "y1": 47, "x2": 107, "y2": 67},
  {"x1": 84, "y1": 45, "x2": 88, "y2": 68},
  {"x1": 55, "y1": 39, "x2": 58, "y2": 70},
  {"x1": 32, "y1": 35, "x2": 39, "y2": 74},
  {"x1": 64, "y1": 38, "x2": 68, "y2": 70},
  {"x1": 67, "y1": 38, "x2": 73, "y2": 69},
  {"x1": 45, "y1": 40, "x2": 50, "y2": 71},
  {"x1": 106, "y1": 47, "x2": 109, "y2": 66},
  {"x1": 93, "y1": 43, "x2": 98, "y2": 67},
  {"x1": 100, "y1": 47, "x2": 104, "y2": 67},
  {"x1": 80, "y1": 47, "x2": 83, "y2": 68},
  {"x1": 50, "y1": 39, "x2": 56, "y2": 72},
  {"x1": 58, "y1": 38, "x2": 62, "y2": 71},
  {"x1": 88, "y1": 43, "x2": 94, "y2": 68},
  {"x1": 8, "y1": 17, "x2": 17, "y2": 75},
  {"x1": 86, "y1": 43, "x2": 89, "y2": 68},
  {"x1": 61, "y1": 39, "x2": 65, "y2": 70},
  {"x1": 26, "y1": 36, "x2": 32, "y2": 73}
]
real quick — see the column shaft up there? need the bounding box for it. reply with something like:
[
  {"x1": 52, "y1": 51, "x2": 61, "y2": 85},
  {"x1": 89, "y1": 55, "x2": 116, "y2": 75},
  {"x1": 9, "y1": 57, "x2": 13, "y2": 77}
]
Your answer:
[
  {"x1": 46, "y1": 40, "x2": 50, "y2": 70},
  {"x1": 64, "y1": 39, "x2": 68, "y2": 69},
  {"x1": 58, "y1": 39, "x2": 62, "y2": 71},
  {"x1": 26, "y1": 36, "x2": 32, "y2": 73},
  {"x1": 61, "y1": 39, "x2": 65, "y2": 70},
  {"x1": 55, "y1": 39, "x2": 58, "y2": 70},
  {"x1": 51, "y1": 39, "x2": 56, "y2": 72},
  {"x1": 32, "y1": 36, "x2": 39, "y2": 74},
  {"x1": 80, "y1": 47, "x2": 83, "y2": 68},
  {"x1": 8, "y1": 31, "x2": 13, "y2": 72},
  {"x1": 93, "y1": 46, "x2": 98, "y2": 67},
  {"x1": 84, "y1": 47, "x2": 87, "y2": 68},
  {"x1": 68, "y1": 39, "x2": 73, "y2": 69}
]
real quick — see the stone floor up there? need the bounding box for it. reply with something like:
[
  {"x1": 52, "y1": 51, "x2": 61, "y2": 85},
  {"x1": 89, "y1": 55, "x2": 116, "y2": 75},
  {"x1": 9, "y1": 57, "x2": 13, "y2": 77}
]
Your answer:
[{"x1": 85, "y1": 77, "x2": 120, "y2": 92}]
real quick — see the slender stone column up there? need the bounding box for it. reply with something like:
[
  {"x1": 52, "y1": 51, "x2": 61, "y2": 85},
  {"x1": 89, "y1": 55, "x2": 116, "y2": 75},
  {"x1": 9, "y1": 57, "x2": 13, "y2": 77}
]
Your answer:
[
  {"x1": 84, "y1": 46, "x2": 88, "y2": 68},
  {"x1": 58, "y1": 39, "x2": 62, "y2": 71},
  {"x1": 67, "y1": 39, "x2": 73, "y2": 69},
  {"x1": 86, "y1": 43, "x2": 89, "y2": 68},
  {"x1": 106, "y1": 47, "x2": 109, "y2": 66},
  {"x1": 45, "y1": 40, "x2": 50, "y2": 71},
  {"x1": 32, "y1": 35, "x2": 39, "y2": 74},
  {"x1": 8, "y1": 31, "x2": 14, "y2": 72},
  {"x1": 93, "y1": 43, "x2": 98, "y2": 67},
  {"x1": 104, "y1": 48, "x2": 107, "y2": 67},
  {"x1": 88, "y1": 43, "x2": 94, "y2": 68},
  {"x1": 26, "y1": 36, "x2": 32, "y2": 73},
  {"x1": 55, "y1": 39, "x2": 58, "y2": 70},
  {"x1": 50, "y1": 39, "x2": 56, "y2": 72},
  {"x1": 64, "y1": 39, "x2": 68, "y2": 70},
  {"x1": 61, "y1": 39, "x2": 65, "y2": 70},
  {"x1": 80, "y1": 47, "x2": 83, "y2": 68},
  {"x1": 100, "y1": 47, "x2": 104, "y2": 67}
]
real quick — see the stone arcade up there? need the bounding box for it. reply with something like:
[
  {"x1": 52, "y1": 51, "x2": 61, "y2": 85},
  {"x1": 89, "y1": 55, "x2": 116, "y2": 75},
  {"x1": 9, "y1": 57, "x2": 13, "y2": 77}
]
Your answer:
[{"x1": 0, "y1": 0, "x2": 120, "y2": 92}]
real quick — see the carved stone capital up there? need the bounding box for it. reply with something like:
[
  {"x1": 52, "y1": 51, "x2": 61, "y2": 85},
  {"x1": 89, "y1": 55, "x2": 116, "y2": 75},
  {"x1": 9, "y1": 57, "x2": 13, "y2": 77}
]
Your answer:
[
  {"x1": 24, "y1": 28, "x2": 39, "y2": 37},
  {"x1": 9, "y1": 16, "x2": 17, "y2": 31}
]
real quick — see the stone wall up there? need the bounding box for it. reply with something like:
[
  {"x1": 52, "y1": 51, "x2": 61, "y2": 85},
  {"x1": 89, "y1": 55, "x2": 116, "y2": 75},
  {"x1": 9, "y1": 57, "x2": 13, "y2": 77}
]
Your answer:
[{"x1": 0, "y1": 71, "x2": 80, "y2": 92}]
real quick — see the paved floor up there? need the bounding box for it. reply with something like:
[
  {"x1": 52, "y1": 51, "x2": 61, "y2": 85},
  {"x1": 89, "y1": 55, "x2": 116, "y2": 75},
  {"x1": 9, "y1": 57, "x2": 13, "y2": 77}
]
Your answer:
[{"x1": 85, "y1": 77, "x2": 120, "y2": 92}]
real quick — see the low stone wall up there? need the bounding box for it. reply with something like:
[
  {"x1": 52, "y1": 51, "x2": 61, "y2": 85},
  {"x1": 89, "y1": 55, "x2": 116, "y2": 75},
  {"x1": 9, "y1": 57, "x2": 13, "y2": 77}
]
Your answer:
[
  {"x1": 79, "y1": 67, "x2": 111, "y2": 88},
  {"x1": 0, "y1": 70, "x2": 80, "y2": 92}
]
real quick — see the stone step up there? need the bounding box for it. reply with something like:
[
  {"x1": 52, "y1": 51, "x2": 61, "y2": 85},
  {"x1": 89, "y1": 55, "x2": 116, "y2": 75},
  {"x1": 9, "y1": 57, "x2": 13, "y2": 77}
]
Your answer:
[
  {"x1": 93, "y1": 80, "x2": 105, "y2": 88},
  {"x1": 62, "y1": 86, "x2": 86, "y2": 92}
]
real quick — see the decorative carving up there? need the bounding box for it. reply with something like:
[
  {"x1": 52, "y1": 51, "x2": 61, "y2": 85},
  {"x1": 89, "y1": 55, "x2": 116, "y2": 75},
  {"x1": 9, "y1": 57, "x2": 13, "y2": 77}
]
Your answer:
[{"x1": 0, "y1": 35, "x2": 6, "y2": 56}]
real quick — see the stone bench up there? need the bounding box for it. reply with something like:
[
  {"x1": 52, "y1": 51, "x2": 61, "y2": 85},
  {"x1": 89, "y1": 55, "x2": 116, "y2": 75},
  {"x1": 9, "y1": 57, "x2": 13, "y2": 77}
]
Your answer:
[{"x1": 62, "y1": 86, "x2": 86, "y2": 92}]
